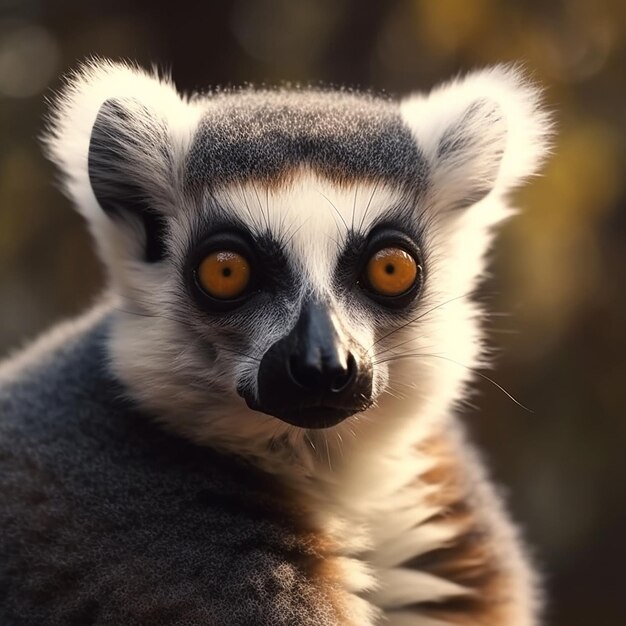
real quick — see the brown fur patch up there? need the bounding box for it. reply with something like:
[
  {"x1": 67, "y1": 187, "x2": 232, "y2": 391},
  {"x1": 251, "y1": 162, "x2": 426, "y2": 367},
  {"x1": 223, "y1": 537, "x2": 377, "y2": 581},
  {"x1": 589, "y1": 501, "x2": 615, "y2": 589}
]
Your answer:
[
  {"x1": 260, "y1": 472, "x2": 367, "y2": 626},
  {"x1": 188, "y1": 165, "x2": 405, "y2": 201},
  {"x1": 397, "y1": 434, "x2": 522, "y2": 625}
]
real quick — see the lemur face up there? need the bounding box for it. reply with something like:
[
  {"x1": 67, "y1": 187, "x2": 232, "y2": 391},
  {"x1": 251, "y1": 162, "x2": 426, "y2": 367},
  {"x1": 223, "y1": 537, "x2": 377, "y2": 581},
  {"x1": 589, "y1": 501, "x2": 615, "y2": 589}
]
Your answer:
[
  {"x1": 45, "y1": 62, "x2": 549, "y2": 456},
  {"x1": 139, "y1": 92, "x2": 434, "y2": 430},
  {"x1": 179, "y1": 177, "x2": 427, "y2": 430}
]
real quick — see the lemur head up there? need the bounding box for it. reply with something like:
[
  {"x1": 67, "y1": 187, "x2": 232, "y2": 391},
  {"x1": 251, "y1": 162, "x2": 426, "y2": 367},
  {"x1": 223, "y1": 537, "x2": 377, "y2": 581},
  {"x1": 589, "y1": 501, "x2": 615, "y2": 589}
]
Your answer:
[{"x1": 45, "y1": 60, "x2": 550, "y2": 467}]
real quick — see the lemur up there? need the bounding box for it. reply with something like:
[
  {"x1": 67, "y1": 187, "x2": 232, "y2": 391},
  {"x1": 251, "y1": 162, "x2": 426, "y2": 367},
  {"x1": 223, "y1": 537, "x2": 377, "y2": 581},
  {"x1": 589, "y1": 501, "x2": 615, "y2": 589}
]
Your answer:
[{"x1": 0, "y1": 60, "x2": 551, "y2": 625}]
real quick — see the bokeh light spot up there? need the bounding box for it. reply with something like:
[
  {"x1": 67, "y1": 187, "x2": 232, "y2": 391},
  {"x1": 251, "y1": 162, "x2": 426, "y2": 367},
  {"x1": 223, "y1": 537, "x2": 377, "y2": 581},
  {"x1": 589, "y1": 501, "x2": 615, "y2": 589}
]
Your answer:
[{"x1": 0, "y1": 21, "x2": 59, "y2": 98}]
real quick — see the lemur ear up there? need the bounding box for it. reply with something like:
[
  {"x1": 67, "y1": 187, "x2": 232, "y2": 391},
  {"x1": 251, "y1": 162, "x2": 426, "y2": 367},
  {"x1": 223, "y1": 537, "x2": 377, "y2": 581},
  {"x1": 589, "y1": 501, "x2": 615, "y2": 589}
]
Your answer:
[
  {"x1": 44, "y1": 60, "x2": 193, "y2": 264},
  {"x1": 88, "y1": 97, "x2": 170, "y2": 262},
  {"x1": 400, "y1": 65, "x2": 552, "y2": 213}
]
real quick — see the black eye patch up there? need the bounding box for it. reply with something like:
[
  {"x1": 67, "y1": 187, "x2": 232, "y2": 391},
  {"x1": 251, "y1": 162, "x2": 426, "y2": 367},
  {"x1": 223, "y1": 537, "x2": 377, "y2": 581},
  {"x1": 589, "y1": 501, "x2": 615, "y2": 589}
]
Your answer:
[
  {"x1": 332, "y1": 219, "x2": 426, "y2": 311},
  {"x1": 184, "y1": 225, "x2": 295, "y2": 315}
]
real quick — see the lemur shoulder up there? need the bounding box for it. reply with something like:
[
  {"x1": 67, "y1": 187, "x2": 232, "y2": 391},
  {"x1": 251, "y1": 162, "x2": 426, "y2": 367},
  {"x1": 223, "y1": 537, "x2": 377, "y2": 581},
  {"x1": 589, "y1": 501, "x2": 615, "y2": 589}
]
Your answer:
[{"x1": 0, "y1": 60, "x2": 551, "y2": 625}]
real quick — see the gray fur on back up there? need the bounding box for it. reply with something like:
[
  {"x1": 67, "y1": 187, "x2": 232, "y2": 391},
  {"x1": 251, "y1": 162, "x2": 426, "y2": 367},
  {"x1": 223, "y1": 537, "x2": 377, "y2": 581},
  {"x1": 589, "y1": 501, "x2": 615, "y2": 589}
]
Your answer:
[{"x1": 0, "y1": 309, "x2": 344, "y2": 626}]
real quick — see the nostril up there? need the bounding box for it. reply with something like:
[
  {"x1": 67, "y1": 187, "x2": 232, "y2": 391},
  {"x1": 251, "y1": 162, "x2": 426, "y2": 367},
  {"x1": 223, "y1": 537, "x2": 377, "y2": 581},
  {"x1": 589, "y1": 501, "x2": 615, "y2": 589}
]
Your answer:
[{"x1": 330, "y1": 353, "x2": 357, "y2": 393}]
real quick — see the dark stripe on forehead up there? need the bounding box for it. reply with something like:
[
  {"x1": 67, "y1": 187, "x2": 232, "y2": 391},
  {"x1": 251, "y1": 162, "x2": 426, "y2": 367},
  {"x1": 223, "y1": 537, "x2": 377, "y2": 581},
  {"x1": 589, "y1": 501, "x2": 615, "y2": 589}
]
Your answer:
[{"x1": 184, "y1": 89, "x2": 427, "y2": 190}]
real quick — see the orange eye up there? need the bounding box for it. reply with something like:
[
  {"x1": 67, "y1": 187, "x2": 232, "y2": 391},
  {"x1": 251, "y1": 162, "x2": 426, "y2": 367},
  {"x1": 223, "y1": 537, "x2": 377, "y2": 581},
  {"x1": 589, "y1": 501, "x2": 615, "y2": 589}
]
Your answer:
[
  {"x1": 197, "y1": 251, "x2": 251, "y2": 300},
  {"x1": 365, "y1": 247, "x2": 419, "y2": 297}
]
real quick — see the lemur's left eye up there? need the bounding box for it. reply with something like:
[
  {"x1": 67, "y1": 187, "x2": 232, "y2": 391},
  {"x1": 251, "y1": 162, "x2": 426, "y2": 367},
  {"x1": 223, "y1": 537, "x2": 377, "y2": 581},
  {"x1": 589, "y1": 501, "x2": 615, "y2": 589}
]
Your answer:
[
  {"x1": 363, "y1": 247, "x2": 420, "y2": 297},
  {"x1": 197, "y1": 251, "x2": 251, "y2": 300}
]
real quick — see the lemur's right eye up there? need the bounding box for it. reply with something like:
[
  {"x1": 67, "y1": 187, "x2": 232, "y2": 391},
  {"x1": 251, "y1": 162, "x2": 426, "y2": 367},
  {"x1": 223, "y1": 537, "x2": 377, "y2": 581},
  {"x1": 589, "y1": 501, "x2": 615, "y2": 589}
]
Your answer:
[
  {"x1": 354, "y1": 228, "x2": 424, "y2": 309},
  {"x1": 364, "y1": 247, "x2": 418, "y2": 297},
  {"x1": 197, "y1": 251, "x2": 251, "y2": 300}
]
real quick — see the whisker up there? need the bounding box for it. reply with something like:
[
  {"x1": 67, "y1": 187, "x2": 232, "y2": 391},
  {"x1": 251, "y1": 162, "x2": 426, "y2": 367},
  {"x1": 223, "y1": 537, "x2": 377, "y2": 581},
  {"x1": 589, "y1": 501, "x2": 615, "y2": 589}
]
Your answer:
[
  {"x1": 335, "y1": 430, "x2": 344, "y2": 460},
  {"x1": 375, "y1": 352, "x2": 532, "y2": 412},
  {"x1": 318, "y1": 190, "x2": 349, "y2": 234},
  {"x1": 325, "y1": 233, "x2": 340, "y2": 247},
  {"x1": 324, "y1": 433, "x2": 332, "y2": 472},
  {"x1": 368, "y1": 292, "x2": 473, "y2": 352},
  {"x1": 305, "y1": 431, "x2": 317, "y2": 453},
  {"x1": 358, "y1": 179, "x2": 380, "y2": 232},
  {"x1": 265, "y1": 186, "x2": 270, "y2": 226},
  {"x1": 238, "y1": 182, "x2": 258, "y2": 229},
  {"x1": 252, "y1": 182, "x2": 271, "y2": 232},
  {"x1": 284, "y1": 216, "x2": 312, "y2": 247},
  {"x1": 373, "y1": 336, "x2": 440, "y2": 361},
  {"x1": 218, "y1": 346, "x2": 262, "y2": 363}
]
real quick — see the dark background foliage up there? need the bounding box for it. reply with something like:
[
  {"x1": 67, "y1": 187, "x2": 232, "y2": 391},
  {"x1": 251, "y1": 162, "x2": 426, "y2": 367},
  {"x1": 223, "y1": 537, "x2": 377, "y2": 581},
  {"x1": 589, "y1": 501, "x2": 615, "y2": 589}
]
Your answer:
[{"x1": 1, "y1": 1, "x2": 624, "y2": 624}]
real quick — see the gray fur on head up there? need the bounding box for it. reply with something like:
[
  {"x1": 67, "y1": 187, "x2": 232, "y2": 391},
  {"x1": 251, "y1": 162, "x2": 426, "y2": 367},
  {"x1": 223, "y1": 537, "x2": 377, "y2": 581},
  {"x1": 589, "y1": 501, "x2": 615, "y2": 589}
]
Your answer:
[{"x1": 184, "y1": 89, "x2": 428, "y2": 190}]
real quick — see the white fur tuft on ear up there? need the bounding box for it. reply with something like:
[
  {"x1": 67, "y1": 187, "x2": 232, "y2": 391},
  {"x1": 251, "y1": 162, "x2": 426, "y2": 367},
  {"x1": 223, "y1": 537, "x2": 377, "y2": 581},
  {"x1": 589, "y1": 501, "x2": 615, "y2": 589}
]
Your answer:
[
  {"x1": 43, "y1": 59, "x2": 202, "y2": 267},
  {"x1": 44, "y1": 59, "x2": 192, "y2": 215},
  {"x1": 400, "y1": 65, "x2": 552, "y2": 212}
]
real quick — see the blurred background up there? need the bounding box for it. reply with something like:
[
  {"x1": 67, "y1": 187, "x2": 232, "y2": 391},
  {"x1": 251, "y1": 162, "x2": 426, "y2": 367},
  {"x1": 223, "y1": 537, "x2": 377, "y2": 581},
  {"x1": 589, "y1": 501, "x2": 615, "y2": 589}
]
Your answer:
[{"x1": 0, "y1": 0, "x2": 624, "y2": 623}]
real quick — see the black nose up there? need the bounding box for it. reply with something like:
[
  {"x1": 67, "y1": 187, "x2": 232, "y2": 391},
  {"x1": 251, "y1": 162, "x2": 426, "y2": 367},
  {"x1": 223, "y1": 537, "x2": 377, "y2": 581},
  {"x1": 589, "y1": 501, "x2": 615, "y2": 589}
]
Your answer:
[
  {"x1": 246, "y1": 300, "x2": 373, "y2": 428},
  {"x1": 288, "y1": 352, "x2": 358, "y2": 394}
]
